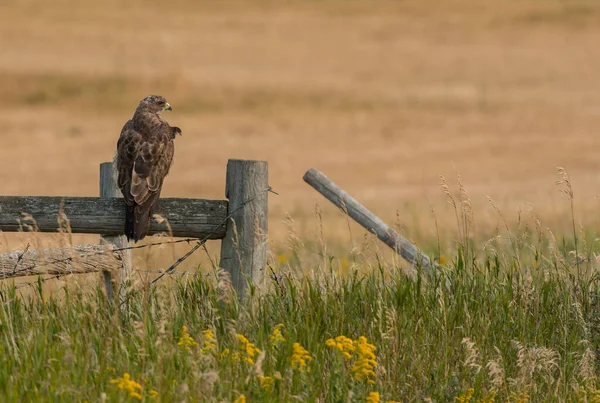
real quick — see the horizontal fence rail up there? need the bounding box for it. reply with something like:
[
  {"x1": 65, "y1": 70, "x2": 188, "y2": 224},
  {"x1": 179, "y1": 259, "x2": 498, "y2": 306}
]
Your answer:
[
  {"x1": 0, "y1": 158, "x2": 269, "y2": 302},
  {"x1": 0, "y1": 245, "x2": 120, "y2": 279},
  {"x1": 0, "y1": 196, "x2": 228, "y2": 239}
]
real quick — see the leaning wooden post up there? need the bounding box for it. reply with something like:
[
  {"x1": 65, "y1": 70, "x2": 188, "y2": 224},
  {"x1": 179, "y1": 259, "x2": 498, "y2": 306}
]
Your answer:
[
  {"x1": 219, "y1": 159, "x2": 268, "y2": 299},
  {"x1": 99, "y1": 162, "x2": 132, "y2": 300},
  {"x1": 304, "y1": 168, "x2": 437, "y2": 273}
]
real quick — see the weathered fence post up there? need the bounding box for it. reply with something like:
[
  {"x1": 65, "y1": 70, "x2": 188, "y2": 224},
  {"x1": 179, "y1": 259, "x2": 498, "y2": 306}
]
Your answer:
[
  {"x1": 304, "y1": 168, "x2": 437, "y2": 274},
  {"x1": 99, "y1": 162, "x2": 132, "y2": 300},
  {"x1": 219, "y1": 159, "x2": 268, "y2": 299}
]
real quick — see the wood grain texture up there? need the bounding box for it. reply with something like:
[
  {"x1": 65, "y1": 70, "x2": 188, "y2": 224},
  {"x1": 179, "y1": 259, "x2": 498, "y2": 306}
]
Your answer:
[
  {"x1": 0, "y1": 196, "x2": 228, "y2": 239},
  {"x1": 0, "y1": 244, "x2": 118, "y2": 279},
  {"x1": 219, "y1": 159, "x2": 268, "y2": 298},
  {"x1": 303, "y1": 168, "x2": 436, "y2": 272},
  {"x1": 100, "y1": 162, "x2": 131, "y2": 299}
]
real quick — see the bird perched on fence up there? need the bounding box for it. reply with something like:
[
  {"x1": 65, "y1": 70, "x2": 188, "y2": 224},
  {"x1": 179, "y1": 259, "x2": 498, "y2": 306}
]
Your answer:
[{"x1": 115, "y1": 95, "x2": 182, "y2": 242}]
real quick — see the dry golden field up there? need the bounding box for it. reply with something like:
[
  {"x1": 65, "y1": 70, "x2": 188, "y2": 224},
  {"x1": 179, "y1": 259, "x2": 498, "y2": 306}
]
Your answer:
[{"x1": 1, "y1": 0, "x2": 600, "y2": 269}]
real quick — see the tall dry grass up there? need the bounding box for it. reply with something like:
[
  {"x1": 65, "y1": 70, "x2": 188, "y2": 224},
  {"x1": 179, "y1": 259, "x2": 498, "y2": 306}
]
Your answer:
[{"x1": 1, "y1": 169, "x2": 600, "y2": 401}]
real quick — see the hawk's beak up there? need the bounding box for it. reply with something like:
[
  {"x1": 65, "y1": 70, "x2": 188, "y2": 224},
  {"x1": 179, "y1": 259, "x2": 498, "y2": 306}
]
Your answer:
[{"x1": 164, "y1": 103, "x2": 172, "y2": 111}]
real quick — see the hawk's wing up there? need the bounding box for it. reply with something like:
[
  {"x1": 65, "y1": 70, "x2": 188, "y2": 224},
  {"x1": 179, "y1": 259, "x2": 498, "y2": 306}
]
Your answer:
[
  {"x1": 116, "y1": 120, "x2": 137, "y2": 207},
  {"x1": 116, "y1": 121, "x2": 174, "y2": 241}
]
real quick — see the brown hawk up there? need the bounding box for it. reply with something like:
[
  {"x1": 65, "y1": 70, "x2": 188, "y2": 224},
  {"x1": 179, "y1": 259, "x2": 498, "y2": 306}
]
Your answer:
[{"x1": 115, "y1": 95, "x2": 182, "y2": 242}]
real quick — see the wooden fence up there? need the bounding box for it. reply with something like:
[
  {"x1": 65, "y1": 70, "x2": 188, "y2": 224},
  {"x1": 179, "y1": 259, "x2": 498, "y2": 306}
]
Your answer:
[{"x1": 0, "y1": 159, "x2": 268, "y2": 299}]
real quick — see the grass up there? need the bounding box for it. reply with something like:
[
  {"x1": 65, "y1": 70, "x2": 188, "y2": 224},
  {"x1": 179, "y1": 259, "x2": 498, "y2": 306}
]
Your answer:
[
  {"x1": 3, "y1": 222, "x2": 600, "y2": 402},
  {"x1": 3, "y1": 169, "x2": 600, "y2": 402}
]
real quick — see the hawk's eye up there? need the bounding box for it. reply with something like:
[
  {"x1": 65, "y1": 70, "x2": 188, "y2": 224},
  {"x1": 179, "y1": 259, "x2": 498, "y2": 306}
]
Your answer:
[{"x1": 158, "y1": 100, "x2": 165, "y2": 106}]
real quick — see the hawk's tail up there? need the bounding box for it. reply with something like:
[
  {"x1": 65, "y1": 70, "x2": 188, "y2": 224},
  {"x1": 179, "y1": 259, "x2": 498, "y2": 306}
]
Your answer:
[
  {"x1": 126, "y1": 194, "x2": 159, "y2": 242},
  {"x1": 132, "y1": 204, "x2": 152, "y2": 242},
  {"x1": 125, "y1": 204, "x2": 136, "y2": 242},
  {"x1": 125, "y1": 205, "x2": 151, "y2": 243}
]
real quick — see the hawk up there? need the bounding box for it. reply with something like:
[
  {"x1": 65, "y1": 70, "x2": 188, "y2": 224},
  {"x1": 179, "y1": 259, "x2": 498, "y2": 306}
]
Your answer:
[{"x1": 115, "y1": 95, "x2": 182, "y2": 242}]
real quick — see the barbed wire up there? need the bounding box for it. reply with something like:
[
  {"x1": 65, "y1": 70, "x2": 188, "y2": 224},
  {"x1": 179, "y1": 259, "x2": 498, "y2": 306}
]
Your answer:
[
  {"x1": 1, "y1": 186, "x2": 277, "y2": 276},
  {"x1": 14, "y1": 274, "x2": 64, "y2": 290},
  {"x1": 149, "y1": 185, "x2": 275, "y2": 284},
  {"x1": 11, "y1": 267, "x2": 201, "y2": 291},
  {"x1": 131, "y1": 268, "x2": 198, "y2": 275},
  {"x1": 3, "y1": 186, "x2": 277, "y2": 297}
]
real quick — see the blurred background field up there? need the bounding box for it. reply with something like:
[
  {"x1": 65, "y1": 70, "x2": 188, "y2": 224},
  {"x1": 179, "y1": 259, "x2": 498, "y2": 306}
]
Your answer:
[{"x1": 1, "y1": 0, "x2": 600, "y2": 276}]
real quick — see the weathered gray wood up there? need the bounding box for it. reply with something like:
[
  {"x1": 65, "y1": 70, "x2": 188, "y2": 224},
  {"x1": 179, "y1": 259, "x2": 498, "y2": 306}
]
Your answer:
[
  {"x1": 0, "y1": 196, "x2": 228, "y2": 238},
  {"x1": 303, "y1": 168, "x2": 436, "y2": 272},
  {"x1": 0, "y1": 244, "x2": 117, "y2": 279},
  {"x1": 100, "y1": 162, "x2": 131, "y2": 299},
  {"x1": 219, "y1": 159, "x2": 268, "y2": 298}
]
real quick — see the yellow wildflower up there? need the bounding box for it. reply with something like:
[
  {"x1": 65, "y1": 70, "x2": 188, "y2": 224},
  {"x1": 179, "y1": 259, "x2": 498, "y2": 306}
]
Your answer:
[
  {"x1": 269, "y1": 324, "x2": 285, "y2": 345},
  {"x1": 233, "y1": 395, "x2": 246, "y2": 403},
  {"x1": 234, "y1": 334, "x2": 261, "y2": 364},
  {"x1": 326, "y1": 335, "x2": 355, "y2": 359},
  {"x1": 580, "y1": 385, "x2": 600, "y2": 403},
  {"x1": 110, "y1": 373, "x2": 143, "y2": 400},
  {"x1": 290, "y1": 342, "x2": 312, "y2": 372},
  {"x1": 456, "y1": 388, "x2": 474, "y2": 403},
  {"x1": 177, "y1": 326, "x2": 198, "y2": 351},
  {"x1": 148, "y1": 389, "x2": 159, "y2": 399},
  {"x1": 351, "y1": 336, "x2": 377, "y2": 384},
  {"x1": 259, "y1": 375, "x2": 275, "y2": 390},
  {"x1": 201, "y1": 329, "x2": 217, "y2": 354},
  {"x1": 277, "y1": 254, "x2": 288, "y2": 264},
  {"x1": 480, "y1": 391, "x2": 496, "y2": 403},
  {"x1": 366, "y1": 392, "x2": 380, "y2": 403},
  {"x1": 509, "y1": 391, "x2": 529, "y2": 403},
  {"x1": 339, "y1": 257, "x2": 351, "y2": 272}
]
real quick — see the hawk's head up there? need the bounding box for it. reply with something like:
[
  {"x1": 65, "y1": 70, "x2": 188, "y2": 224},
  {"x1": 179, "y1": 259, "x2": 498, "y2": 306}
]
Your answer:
[{"x1": 138, "y1": 95, "x2": 172, "y2": 115}]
